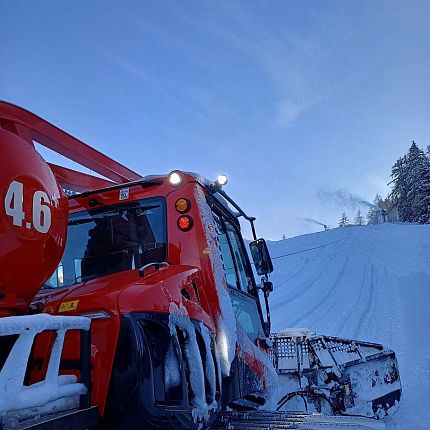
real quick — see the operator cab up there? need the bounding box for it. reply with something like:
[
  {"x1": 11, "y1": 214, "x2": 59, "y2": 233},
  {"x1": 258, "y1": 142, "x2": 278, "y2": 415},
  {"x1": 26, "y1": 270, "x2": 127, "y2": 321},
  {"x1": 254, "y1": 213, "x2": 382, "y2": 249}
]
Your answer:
[{"x1": 44, "y1": 171, "x2": 274, "y2": 342}]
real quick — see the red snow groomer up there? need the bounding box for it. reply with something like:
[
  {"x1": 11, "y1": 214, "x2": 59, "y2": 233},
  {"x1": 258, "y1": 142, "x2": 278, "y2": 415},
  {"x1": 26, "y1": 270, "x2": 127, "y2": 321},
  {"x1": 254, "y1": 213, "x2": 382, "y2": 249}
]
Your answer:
[{"x1": 0, "y1": 102, "x2": 401, "y2": 430}]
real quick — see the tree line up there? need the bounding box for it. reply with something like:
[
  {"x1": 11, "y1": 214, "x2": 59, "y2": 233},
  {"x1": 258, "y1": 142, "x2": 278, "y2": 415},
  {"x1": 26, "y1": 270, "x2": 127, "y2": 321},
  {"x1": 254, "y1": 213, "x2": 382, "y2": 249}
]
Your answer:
[
  {"x1": 389, "y1": 140, "x2": 430, "y2": 223},
  {"x1": 339, "y1": 140, "x2": 430, "y2": 227}
]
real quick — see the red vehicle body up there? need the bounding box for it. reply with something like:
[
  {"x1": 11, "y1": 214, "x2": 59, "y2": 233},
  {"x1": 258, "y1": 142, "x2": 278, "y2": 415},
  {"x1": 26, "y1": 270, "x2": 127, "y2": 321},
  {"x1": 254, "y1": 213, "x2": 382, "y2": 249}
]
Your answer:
[
  {"x1": 0, "y1": 101, "x2": 274, "y2": 429},
  {"x1": 0, "y1": 102, "x2": 402, "y2": 430}
]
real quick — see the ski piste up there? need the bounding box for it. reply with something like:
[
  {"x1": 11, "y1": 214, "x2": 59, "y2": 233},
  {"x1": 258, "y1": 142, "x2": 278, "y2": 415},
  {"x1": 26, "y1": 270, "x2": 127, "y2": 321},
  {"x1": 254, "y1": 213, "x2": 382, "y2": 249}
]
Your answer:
[{"x1": 0, "y1": 101, "x2": 401, "y2": 429}]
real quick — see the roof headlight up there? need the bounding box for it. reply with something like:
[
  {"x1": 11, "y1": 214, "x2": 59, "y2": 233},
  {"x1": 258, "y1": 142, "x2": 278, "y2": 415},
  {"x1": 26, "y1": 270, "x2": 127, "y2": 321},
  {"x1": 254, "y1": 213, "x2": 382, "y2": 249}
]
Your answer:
[
  {"x1": 169, "y1": 171, "x2": 182, "y2": 186},
  {"x1": 215, "y1": 174, "x2": 228, "y2": 187}
]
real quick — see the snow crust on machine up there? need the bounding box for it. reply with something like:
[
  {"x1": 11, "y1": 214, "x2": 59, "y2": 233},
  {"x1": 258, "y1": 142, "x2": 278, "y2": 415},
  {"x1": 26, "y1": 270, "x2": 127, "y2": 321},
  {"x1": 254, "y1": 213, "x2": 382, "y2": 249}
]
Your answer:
[
  {"x1": 276, "y1": 328, "x2": 315, "y2": 338},
  {"x1": 346, "y1": 357, "x2": 401, "y2": 418},
  {"x1": 194, "y1": 186, "x2": 237, "y2": 376},
  {"x1": 200, "y1": 323, "x2": 218, "y2": 403},
  {"x1": 0, "y1": 313, "x2": 90, "y2": 334},
  {"x1": 2, "y1": 378, "x2": 81, "y2": 429},
  {"x1": 164, "y1": 343, "x2": 181, "y2": 390},
  {"x1": 0, "y1": 314, "x2": 90, "y2": 426},
  {"x1": 236, "y1": 325, "x2": 279, "y2": 392},
  {"x1": 168, "y1": 302, "x2": 218, "y2": 426}
]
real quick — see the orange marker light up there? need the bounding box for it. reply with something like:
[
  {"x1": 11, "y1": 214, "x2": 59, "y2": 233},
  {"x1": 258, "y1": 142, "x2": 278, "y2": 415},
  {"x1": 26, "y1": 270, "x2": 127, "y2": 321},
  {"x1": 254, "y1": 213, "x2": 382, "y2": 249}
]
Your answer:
[
  {"x1": 175, "y1": 198, "x2": 191, "y2": 213},
  {"x1": 177, "y1": 215, "x2": 193, "y2": 232}
]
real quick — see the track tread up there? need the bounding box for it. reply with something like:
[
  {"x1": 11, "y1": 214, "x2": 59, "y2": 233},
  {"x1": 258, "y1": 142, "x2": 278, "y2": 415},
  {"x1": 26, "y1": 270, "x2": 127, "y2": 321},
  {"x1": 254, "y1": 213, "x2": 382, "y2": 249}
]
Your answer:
[{"x1": 209, "y1": 411, "x2": 385, "y2": 430}]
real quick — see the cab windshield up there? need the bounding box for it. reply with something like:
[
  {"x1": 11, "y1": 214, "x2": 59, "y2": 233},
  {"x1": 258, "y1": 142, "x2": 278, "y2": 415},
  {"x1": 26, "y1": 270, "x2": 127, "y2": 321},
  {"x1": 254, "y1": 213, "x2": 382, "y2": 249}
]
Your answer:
[{"x1": 45, "y1": 197, "x2": 167, "y2": 288}]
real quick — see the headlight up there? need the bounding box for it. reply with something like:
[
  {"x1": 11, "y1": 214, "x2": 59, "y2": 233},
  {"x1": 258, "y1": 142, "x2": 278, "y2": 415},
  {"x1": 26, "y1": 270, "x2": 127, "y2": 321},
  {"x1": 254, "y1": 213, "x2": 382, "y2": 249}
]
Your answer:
[
  {"x1": 168, "y1": 171, "x2": 182, "y2": 186},
  {"x1": 215, "y1": 174, "x2": 228, "y2": 187}
]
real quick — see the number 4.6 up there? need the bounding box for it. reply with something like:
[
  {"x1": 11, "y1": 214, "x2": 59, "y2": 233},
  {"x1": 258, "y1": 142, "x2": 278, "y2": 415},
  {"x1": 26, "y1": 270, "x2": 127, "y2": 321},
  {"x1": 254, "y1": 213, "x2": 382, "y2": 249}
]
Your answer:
[{"x1": 4, "y1": 180, "x2": 52, "y2": 234}]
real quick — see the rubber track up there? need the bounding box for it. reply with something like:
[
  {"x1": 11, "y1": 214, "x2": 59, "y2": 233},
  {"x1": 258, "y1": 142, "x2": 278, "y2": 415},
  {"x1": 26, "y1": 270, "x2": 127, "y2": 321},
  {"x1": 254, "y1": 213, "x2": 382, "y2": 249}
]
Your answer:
[
  {"x1": 209, "y1": 411, "x2": 385, "y2": 430},
  {"x1": 209, "y1": 411, "x2": 312, "y2": 429}
]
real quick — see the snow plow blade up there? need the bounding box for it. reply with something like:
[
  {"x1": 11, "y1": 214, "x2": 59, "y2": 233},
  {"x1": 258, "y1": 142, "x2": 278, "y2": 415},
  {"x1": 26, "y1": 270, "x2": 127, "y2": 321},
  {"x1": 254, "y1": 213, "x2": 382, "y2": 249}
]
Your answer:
[
  {"x1": 270, "y1": 330, "x2": 401, "y2": 419},
  {"x1": 210, "y1": 411, "x2": 386, "y2": 429}
]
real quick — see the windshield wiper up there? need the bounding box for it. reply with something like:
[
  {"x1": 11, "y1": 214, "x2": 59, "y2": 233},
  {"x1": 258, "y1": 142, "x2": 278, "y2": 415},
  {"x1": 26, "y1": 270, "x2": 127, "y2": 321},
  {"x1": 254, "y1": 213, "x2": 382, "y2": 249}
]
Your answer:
[
  {"x1": 70, "y1": 179, "x2": 164, "y2": 199},
  {"x1": 68, "y1": 205, "x2": 160, "y2": 226},
  {"x1": 68, "y1": 218, "x2": 95, "y2": 226}
]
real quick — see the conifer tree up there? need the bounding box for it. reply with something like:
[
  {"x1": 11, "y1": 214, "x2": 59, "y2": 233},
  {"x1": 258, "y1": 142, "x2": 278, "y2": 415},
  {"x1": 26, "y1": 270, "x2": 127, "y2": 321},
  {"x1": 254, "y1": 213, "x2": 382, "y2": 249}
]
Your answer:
[
  {"x1": 339, "y1": 212, "x2": 349, "y2": 227},
  {"x1": 367, "y1": 195, "x2": 383, "y2": 224},
  {"x1": 389, "y1": 156, "x2": 410, "y2": 221},
  {"x1": 389, "y1": 141, "x2": 430, "y2": 223},
  {"x1": 403, "y1": 142, "x2": 430, "y2": 222},
  {"x1": 355, "y1": 210, "x2": 364, "y2": 225},
  {"x1": 426, "y1": 145, "x2": 430, "y2": 162}
]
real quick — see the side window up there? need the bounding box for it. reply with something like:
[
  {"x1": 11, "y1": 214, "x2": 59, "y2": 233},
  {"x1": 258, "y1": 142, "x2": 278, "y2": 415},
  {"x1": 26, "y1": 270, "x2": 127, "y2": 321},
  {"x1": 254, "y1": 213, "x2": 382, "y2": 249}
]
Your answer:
[
  {"x1": 230, "y1": 289, "x2": 264, "y2": 342},
  {"x1": 213, "y1": 213, "x2": 237, "y2": 288},
  {"x1": 212, "y1": 210, "x2": 264, "y2": 343},
  {"x1": 213, "y1": 213, "x2": 252, "y2": 293},
  {"x1": 225, "y1": 223, "x2": 250, "y2": 292}
]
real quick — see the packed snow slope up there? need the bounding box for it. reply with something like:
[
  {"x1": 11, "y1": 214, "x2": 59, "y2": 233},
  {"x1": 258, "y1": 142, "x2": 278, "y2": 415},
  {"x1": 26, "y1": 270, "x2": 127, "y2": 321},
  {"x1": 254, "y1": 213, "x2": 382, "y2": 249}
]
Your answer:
[{"x1": 267, "y1": 223, "x2": 430, "y2": 430}]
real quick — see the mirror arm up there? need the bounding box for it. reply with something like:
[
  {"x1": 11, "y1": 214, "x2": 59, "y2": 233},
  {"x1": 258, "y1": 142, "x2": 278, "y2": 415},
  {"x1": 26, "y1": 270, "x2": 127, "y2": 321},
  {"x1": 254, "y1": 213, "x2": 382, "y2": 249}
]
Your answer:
[
  {"x1": 256, "y1": 275, "x2": 272, "y2": 335},
  {"x1": 263, "y1": 288, "x2": 271, "y2": 335},
  {"x1": 249, "y1": 219, "x2": 257, "y2": 241}
]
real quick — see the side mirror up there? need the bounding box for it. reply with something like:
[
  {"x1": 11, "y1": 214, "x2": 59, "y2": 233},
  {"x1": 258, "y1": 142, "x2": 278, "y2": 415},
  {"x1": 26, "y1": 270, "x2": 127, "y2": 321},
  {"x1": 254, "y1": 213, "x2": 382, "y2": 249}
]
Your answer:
[{"x1": 249, "y1": 239, "x2": 273, "y2": 276}]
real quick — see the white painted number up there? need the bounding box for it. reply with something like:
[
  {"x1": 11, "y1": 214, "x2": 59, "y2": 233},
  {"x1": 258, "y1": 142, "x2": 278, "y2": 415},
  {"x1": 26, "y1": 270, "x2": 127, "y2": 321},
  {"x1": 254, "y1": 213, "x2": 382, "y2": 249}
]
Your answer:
[
  {"x1": 4, "y1": 180, "x2": 25, "y2": 227},
  {"x1": 4, "y1": 180, "x2": 52, "y2": 233},
  {"x1": 32, "y1": 190, "x2": 51, "y2": 233}
]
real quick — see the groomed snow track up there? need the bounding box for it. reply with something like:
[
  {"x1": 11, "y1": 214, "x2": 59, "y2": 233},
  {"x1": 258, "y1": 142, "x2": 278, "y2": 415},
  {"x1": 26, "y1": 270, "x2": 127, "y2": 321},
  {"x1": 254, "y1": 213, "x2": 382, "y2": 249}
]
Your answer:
[
  {"x1": 268, "y1": 223, "x2": 430, "y2": 429},
  {"x1": 210, "y1": 411, "x2": 385, "y2": 430}
]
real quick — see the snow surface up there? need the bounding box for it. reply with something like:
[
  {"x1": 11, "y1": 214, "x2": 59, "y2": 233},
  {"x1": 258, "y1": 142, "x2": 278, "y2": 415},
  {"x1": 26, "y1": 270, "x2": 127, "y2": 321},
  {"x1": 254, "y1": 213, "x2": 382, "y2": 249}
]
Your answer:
[{"x1": 268, "y1": 223, "x2": 430, "y2": 430}]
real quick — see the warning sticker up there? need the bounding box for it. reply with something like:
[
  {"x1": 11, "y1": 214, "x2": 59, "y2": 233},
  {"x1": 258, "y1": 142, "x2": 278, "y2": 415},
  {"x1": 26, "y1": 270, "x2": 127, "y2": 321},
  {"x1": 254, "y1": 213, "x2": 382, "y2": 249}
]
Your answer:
[{"x1": 59, "y1": 300, "x2": 79, "y2": 313}]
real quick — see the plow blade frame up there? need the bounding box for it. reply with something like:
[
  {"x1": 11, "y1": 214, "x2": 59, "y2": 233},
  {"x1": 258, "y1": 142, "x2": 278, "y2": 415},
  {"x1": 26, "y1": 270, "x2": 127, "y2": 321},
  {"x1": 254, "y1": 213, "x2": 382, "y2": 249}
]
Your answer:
[{"x1": 270, "y1": 331, "x2": 402, "y2": 419}]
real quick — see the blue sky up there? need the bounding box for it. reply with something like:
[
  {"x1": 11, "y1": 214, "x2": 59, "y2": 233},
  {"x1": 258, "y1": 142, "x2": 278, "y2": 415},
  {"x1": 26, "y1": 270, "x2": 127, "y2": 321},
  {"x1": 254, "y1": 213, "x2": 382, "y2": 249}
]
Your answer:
[{"x1": 2, "y1": 0, "x2": 430, "y2": 239}]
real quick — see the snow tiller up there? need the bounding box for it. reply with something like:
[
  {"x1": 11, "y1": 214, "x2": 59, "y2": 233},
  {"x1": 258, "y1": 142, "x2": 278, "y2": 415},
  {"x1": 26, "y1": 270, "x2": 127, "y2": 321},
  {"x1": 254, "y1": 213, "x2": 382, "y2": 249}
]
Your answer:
[{"x1": 0, "y1": 101, "x2": 401, "y2": 430}]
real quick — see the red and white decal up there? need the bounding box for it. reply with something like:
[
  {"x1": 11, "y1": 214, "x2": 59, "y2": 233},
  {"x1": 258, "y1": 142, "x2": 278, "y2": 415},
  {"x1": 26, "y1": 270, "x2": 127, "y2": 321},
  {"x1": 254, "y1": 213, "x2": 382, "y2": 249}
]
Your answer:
[{"x1": 4, "y1": 180, "x2": 52, "y2": 234}]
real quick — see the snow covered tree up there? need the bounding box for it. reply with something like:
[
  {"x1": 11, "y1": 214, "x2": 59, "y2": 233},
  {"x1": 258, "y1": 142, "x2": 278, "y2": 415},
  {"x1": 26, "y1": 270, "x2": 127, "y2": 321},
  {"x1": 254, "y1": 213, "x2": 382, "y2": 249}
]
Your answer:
[
  {"x1": 339, "y1": 212, "x2": 349, "y2": 227},
  {"x1": 390, "y1": 141, "x2": 430, "y2": 223},
  {"x1": 367, "y1": 195, "x2": 383, "y2": 225},
  {"x1": 389, "y1": 156, "x2": 410, "y2": 221},
  {"x1": 406, "y1": 141, "x2": 430, "y2": 223},
  {"x1": 355, "y1": 210, "x2": 364, "y2": 225},
  {"x1": 426, "y1": 145, "x2": 430, "y2": 162}
]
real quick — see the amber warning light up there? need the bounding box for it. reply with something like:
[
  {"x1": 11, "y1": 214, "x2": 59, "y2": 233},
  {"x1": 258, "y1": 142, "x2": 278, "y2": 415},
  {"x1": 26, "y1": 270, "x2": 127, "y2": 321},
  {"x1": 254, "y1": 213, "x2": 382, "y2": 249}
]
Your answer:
[{"x1": 175, "y1": 198, "x2": 191, "y2": 213}]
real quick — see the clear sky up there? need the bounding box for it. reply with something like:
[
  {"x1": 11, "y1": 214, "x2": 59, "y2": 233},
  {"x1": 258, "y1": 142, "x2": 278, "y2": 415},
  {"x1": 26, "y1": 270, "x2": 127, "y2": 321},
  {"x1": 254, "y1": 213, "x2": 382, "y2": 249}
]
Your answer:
[{"x1": 2, "y1": 0, "x2": 430, "y2": 239}]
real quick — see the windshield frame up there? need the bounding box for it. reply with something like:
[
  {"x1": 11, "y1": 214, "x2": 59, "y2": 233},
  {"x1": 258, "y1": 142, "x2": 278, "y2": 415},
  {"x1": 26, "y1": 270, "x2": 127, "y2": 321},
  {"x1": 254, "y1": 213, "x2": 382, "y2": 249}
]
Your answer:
[{"x1": 45, "y1": 196, "x2": 167, "y2": 289}]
